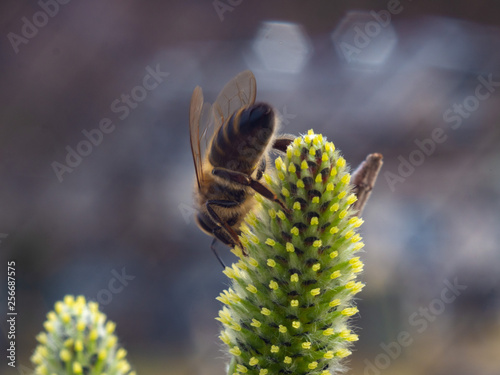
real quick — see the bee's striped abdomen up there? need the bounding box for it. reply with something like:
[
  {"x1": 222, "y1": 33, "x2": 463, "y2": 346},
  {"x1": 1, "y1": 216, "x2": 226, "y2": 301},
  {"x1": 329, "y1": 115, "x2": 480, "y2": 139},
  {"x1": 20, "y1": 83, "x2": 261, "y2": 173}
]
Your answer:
[{"x1": 209, "y1": 103, "x2": 275, "y2": 174}]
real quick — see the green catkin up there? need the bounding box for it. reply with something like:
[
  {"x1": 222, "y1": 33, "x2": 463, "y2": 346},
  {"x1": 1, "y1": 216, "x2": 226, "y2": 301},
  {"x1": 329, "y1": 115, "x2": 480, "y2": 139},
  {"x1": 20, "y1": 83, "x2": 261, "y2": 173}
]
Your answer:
[
  {"x1": 217, "y1": 130, "x2": 365, "y2": 375},
  {"x1": 31, "y1": 295, "x2": 135, "y2": 375}
]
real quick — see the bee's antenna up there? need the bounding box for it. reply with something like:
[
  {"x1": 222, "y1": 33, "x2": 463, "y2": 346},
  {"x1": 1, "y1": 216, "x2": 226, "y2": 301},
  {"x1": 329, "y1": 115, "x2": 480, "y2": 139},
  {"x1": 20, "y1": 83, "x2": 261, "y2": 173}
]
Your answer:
[{"x1": 210, "y1": 238, "x2": 226, "y2": 269}]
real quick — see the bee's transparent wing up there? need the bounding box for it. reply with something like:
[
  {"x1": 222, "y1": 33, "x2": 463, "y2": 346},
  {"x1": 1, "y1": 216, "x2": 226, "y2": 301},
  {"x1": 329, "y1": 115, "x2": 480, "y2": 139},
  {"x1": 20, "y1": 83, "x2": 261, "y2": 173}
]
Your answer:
[
  {"x1": 189, "y1": 86, "x2": 208, "y2": 189},
  {"x1": 212, "y1": 70, "x2": 257, "y2": 130}
]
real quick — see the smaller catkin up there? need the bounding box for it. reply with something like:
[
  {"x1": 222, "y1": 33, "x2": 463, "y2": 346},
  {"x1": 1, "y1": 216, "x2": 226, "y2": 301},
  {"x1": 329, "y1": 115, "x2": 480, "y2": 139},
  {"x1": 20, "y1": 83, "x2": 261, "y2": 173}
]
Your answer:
[
  {"x1": 217, "y1": 130, "x2": 365, "y2": 375},
  {"x1": 31, "y1": 295, "x2": 135, "y2": 375}
]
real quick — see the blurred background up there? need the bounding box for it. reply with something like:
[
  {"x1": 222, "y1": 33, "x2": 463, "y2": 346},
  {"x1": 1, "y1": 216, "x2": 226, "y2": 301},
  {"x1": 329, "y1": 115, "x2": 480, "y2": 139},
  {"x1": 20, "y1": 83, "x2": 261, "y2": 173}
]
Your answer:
[{"x1": 1, "y1": 0, "x2": 500, "y2": 374}]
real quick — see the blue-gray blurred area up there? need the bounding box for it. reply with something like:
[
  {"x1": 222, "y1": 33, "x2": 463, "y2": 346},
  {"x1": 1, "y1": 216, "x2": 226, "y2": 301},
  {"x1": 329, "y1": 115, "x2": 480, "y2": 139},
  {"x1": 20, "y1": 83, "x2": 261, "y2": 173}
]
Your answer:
[{"x1": 1, "y1": 1, "x2": 500, "y2": 374}]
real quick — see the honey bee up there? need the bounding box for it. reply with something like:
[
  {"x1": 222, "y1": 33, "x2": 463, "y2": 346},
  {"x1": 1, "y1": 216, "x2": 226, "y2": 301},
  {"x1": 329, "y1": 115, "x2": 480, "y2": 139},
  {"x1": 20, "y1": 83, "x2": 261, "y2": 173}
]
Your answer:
[{"x1": 189, "y1": 70, "x2": 293, "y2": 262}]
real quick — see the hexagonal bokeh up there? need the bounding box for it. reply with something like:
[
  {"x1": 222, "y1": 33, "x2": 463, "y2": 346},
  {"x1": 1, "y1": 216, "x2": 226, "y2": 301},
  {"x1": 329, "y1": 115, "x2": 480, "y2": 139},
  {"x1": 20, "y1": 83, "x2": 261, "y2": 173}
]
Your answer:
[
  {"x1": 253, "y1": 21, "x2": 311, "y2": 73},
  {"x1": 332, "y1": 10, "x2": 398, "y2": 65}
]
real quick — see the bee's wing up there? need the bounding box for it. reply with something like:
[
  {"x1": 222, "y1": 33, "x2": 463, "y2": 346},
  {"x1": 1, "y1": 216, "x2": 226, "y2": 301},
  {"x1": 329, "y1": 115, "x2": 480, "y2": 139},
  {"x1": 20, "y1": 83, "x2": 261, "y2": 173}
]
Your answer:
[
  {"x1": 212, "y1": 70, "x2": 257, "y2": 130},
  {"x1": 189, "y1": 86, "x2": 208, "y2": 189}
]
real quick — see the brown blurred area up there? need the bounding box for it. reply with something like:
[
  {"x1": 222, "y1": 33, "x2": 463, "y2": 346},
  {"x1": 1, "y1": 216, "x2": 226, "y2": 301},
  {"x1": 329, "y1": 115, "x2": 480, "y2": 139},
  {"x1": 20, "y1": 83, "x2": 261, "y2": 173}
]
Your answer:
[{"x1": 1, "y1": 1, "x2": 500, "y2": 374}]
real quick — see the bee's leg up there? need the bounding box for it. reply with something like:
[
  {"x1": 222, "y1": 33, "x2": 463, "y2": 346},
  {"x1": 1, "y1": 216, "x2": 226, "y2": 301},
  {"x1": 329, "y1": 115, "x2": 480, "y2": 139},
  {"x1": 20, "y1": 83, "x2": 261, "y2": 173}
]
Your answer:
[
  {"x1": 210, "y1": 238, "x2": 226, "y2": 269},
  {"x1": 255, "y1": 157, "x2": 266, "y2": 180},
  {"x1": 212, "y1": 168, "x2": 291, "y2": 214},
  {"x1": 206, "y1": 199, "x2": 247, "y2": 255},
  {"x1": 272, "y1": 135, "x2": 295, "y2": 153},
  {"x1": 351, "y1": 153, "x2": 383, "y2": 215}
]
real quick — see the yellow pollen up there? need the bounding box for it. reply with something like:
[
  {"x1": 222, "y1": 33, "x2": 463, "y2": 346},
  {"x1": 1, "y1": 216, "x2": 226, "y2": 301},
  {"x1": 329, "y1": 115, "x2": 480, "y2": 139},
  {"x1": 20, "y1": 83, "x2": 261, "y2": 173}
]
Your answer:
[
  {"x1": 292, "y1": 321, "x2": 301, "y2": 329},
  {"x1": 330, "y1": 203, "x2": 339, "y2": 212},
  {"x1": 297, "y1": 179, "x2": 305, "y2": 188},
  {"x1": 308, "y1": 361, "x2": 318, "y2": 370},
  {"x1": 351, "y1": 234, "x2": 361, "y2": 243},
  {"x1": 293, "y1": 202, "x2": 301, "y2": 210},
  {"x1": 302, "y1": 342, "x2": 312, "y2": 349},
  {"x1": 354, "y1": 242, "x2": 365, "y2": 251},
  {"x1": 271, "y1": 345, "x2": 279, "y2": 353},
  {"x1": 341, "y1": 307, "x2": 359, "y2": 316},
  {"x1": 312, "y1": 263, "x2": 321, "y2": 271},
  {"x1": 346, "y1": 281, "x2": 356, "y2": 289},
  {"x1": 246, "y1": 285, "x2": 258, "y2": 294},
  {"x1": 310, "y1": 217, "x2": 318, "y2": 225},
  {"x1": 279, "y1": 325, "x2": 288, "y2": 333},
  {"x1": 54, "y1": 302, "x2": 64, "y2": 314},
  {"x1": 265, "y1": 238, "x2": 276, "y2": 246},
  {"x1": 309, "y1": 147, "x2": 316, "y2": 156},
  {"x1": 267, "y1": 259, "x2": 276, "y2": 267},
  {"x1": 249, "y1": 357, "x2": 259, "y2": 366},
  {"x1": 248, "y1": 257, "x2": 258, "y2": 267},
  {"x1": 261, "y1": 308, "x2": 271, "y2": 316},
  {"x1": 275, "y1": 157, "x2": 283, "y2": 170},
  {"x1": 290, "y1": 300, "x2": 299, "y2": 307},
  {"x1": 230, "y1": 347, "x2": 242, "y2": 356},
  {"x1": 219, "y1": 333, "x2": 230, "y2": 345},
  {"x1": 347, "y1": 194, "x2": 357, "y2": 205},
  {"x1": 323, "y1": 328, "x2": 334, "y2": 336},
  {"x1": 251, "y1": 319, "x2": 261, "y2": 327},
  {"x1": 337, "y1": 157, "x2": 346, "y2": 167},
  {"x1": 281, "y1": 187, "x2": 290, "y2": 197},
  {"x1": 290, "y1": 273, "x2": 299, "y2": 282},
  {"x1": 73, "y1": 362, "x2": 83, "y2": 374},
  {"x1": 60, "y1": 349, "x2": 71, "y2": 362},
  {"x1": 329, "y1": 299, "x2": 340, "y2": 307},
  {"x1": 310, "y1": 288, "x2": 321, "y2": 296},
  {"x1": 284, "y1": 356, "x2": 292, "y2": 364},
  {"x1": 330, "y1": 270, "x2": 341, "y2": 279},
  {"x1": 325, "y1": 142, "x2": 335, "y2": 152},
  {"x1": 288, "y1": 164, "x2": 296, "y2": 173},
  {"x1": 341, "y1": 174, "x2": 351, "y2": 184},
  {"x1": 269, "y1": 280, "x2": 278, "y2": 290},
  {"x1": 301, "y1": 160, "x2": 308, "y2": 170},
  {"x1": 286, "y1": 243, "x2": 295, "y2": 252},
  {"x1": 236, "y1": 364, "x2": 248, "y2": 373},
  {"x1": 313, "y1": 240, "x2": 322, "y2": 248},
  {"x1": 336, "y1": 349, "x2": 352, "y2": 358},
  {"x1": 337, "y1": 191, "x2": 347, "y2": 199},
  {"x1": 277, "y1": 210, "x2": 286, "y2": 220}
]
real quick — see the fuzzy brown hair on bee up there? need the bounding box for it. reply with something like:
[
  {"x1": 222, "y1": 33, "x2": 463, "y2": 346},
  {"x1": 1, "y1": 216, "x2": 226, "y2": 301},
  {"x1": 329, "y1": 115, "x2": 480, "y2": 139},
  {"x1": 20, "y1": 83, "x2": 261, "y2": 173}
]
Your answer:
[{"x1": 189, "y1": 70, "x2": 293, "y2": 265}]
